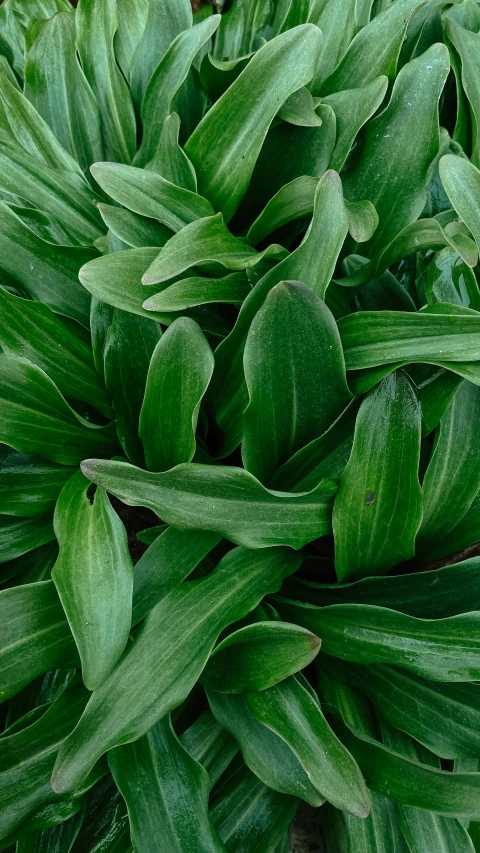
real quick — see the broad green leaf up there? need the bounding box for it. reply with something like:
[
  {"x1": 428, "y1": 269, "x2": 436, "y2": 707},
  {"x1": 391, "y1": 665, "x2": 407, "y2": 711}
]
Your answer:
[
  {"x1": 343, "y1": 44, "x2": 450, "y2": 255},
  {"x1": 97, "y1": 203, "x2": 172, "y2": 249},
  {"x1": 338, "y1": 310, "x2": 480, "y2": 369},
  {"x1": 413, "y1": 365, "x2": 464, "y2": 436},
  {"x1": 323, "y1": 793, "x2": 409, "y2": 853},
  {"x1": 417, "y1": 381, "x2": 480, "y2": 546},
  {"x1": 426, "y1": 247, "x2": 480, "y2": 309},
  {"x1": 210, "y1": 762, "x2": 299, "y2": 853},
  {"x1": 201, "y1": 622, "x2": 320, "y2": 693},
  {"x1": 24, "y1": 12, "x2": 104, "y2": 171},
  {"x1": 16, "y1": 807, "x2": 84, "y2": 853},
  {"x1": 334, "y1": 660, "x2": 480, "y2": 760},
  {"x1": 0, "y1": 683, "x2": 88, "y2": 842},
  {"x1": 132, "y1": 527, "x2": 221, "y2": 625},
  {"x1": 0, "y1": 0, "x2": 25, "y2": 80},
  {"x1": 142, "y1": 213, "x2": 285, "y2": 285},
  {"x1": 143, "y1": 272, "x2": 250, "y2": 312},
  {"x1": 333, "y1": 372, "x2": 422, "y2": 581},
  {"x1": 284, "y1": 556, "x2": 480, "y2": 618},
  {"x1": 445, "y1": 20, "x2": 480, "y2": 168},
  {"x1": 0, "y1": 131, "x2": 103, "y2": 246},
  {"x1": 109, "y1": 716, "x2": 226, "y2": 853},
  {"x1": 113, "y1": 0, "x2": 148, "y2": 78},
  {"x1": 349, "y1": 259, "x2": 416, "y2": 313},
  {"x1": 321, "y1": 0, "x2": 426, "y2": 93},
  {"x1": 308, "y1": 0, "x2": 357, "y2": 90},
  {"x1": 0, "y1": 285, "x2": 111, "y2": 416},
  {"x1": 104, "y1": 309, "x2": 161, "y2": 466},
  {"x1": 6, "y1": 203, "x2": 90, "y2": 249},
  {"x1": 269, "y1": 398, "x2": 360, "y2": 492},
  {"x1": 199, "y1": 52, "x2": 253, "y2": 103},
  {"x1": 0, "y1": 72, "x2": 83, "y2": 177},
  {"x1": 79, "y1": 247, "x2": 171, "y2": 322},
  {"x1": 0, "y1": 447, "x2": 74, "y2": 517},
  {"x1": 399, "y1": 802, "x2": 475, "y2": 853},
  {"x1": 69, "y1": 776, "x2": 131, "y2": 853},
  {"x1": 0, "y1": 201, "x2": 93, "y2": 326},
  {"x1": 52, "y1": 472, "x2": 133, "y2": 691},
  {"x1": 139, "y1": 318, "x2": 214, "y2": 471},
  {"x1": 208, "y1": 690, "x2": 325, "y2": 806},
  {"x1": 246, "y1": 676, "x2": 370, "y2": 817},
  {"x1": 144, "y1": 113, "x2": 197, "y2": 191},
  {"x1": 337, "y1": 720, "x2": 480, "y2": 820},
  {"x1": 0, "y1": 355, "x2": 118, "y2": 466},
  {"x1": 90, "y1": 162, "x2": 214, "y2": 233},
  {"x1": 277, "y1": 87, "x2": 323, "y2": 127},
  {"x1": 213, "y1": 0, "x2": 269, "y2": 58},
  {"x1": 246, "y1": 175, "x2": 320, "y2": 246},
  {"x1": 242, "y1": 281, "x2": 352, "y2": 484},
  {"x1": 0, "y1": 581, "x2": 77, "y2": 701},
  {"x1": 76, "y1": 0, "x2": 136, "y2": 163},
  {"x1": 440, "y1": 155, "x2": 480, "y2": 253},
  {"x1": 444, "y1": 0, "x2": 480, "y2": 31},
  {"x1": 0, "y1": 515, "x2": 55, "y2": 562},
  {"x1": 130, "y1": 0, "x2": 192, "y2": 104},
  {"x1": 80, "y1": 458, "x2": 337, "y2": 549},
  {"x1": 184, "y1": 24, "x2": 323, "y2": 221},
  {"x1": 207, "y1": 171, "x2": 349, "y2": 455},
  {"x1": 136, "y1": 15, "x2": 221, "y2": 167},
  {"x1": 180, "y1": 709, "x2": 238, "y2": 788},
  {"x1": 51, "y1": 546, "x2": 302, "y2": 793},
  {"x1": 322, "y1": 76, "x2": 389, "y2": 171},
  {"x1": 276, "y1": 599, "x2": 480, "y2": 681}
]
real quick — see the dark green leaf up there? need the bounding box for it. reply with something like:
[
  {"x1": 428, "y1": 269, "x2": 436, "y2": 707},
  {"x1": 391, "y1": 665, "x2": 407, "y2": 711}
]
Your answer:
[
  {"x1": 130, "y1": 0, "x2": 192, "y2": 104},
  {"x1": 322, "y1": 76, "x2": 388, "y2": 172},
  {"x1": 0, "y1": 447, "x2": 74, "y2": 517},
  {"x1": 142, "y1": 272, "x2": 250, "y2": 312},
  {"x1": 0, "y1": 515, "x2": 55, "y2": 562},
  {"x1": 97, "y1": 203, "x2": 172, "y2": 249}
]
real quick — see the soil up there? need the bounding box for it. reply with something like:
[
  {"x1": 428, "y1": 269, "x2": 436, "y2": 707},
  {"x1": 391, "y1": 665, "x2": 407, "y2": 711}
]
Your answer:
[{"x1": 290, "y1": 805, "x2": 326, "y2": 852}]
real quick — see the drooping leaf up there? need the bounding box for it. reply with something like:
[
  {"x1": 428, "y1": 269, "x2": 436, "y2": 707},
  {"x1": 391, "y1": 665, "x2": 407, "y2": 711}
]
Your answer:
[
  {"x1": 139, "y1": 317, "x2": 214, "y2": 472},
  {"x1": 322, "y1": 76, "x2": 389, "y2": 171},
  {"x1": 52, "y1": 471, "x2": 133, "y2": 691},
  {"x1": 332, "y1": 372, "x2": 422, "y2": 581},
  {"x1": 80, "y1": 457, "x2": 337, "y2": 549},
  {"x1": 52, "y1": 546, "x2": 302, "y2": 794},
  {"x1": 242, "y1": 280, "x2": 352, "y2": 484},
  {"x1": 184, "y1": 24, "x2": 323, "y2": 221}
]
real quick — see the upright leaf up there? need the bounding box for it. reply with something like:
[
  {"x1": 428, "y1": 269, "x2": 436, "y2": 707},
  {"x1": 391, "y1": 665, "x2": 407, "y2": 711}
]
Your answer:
[
  {"x1": 308, "y1": 0, "x2": 357, "y2": 91},
  {"x1": 446, "y1": 20, "x2": 480, "y2": 169},
  {"x1": 130, "y1": 0, "x2": 192, "y2": 104},
  {"x1": 144, "y1": 113, "x2": 197, "y2": 191},
  {"x1": 184, "y1": 24, "x2": 323, "y2": 221},
  {"x1": 76, "y1": 0, "x2": 136, "y2": 163},
  {"x1": 440, "y1": 154, "x2": 480, "y2": 254},
  {"x1": 52, "y1": 472, "x2": 133, "y2": 691},
  {"x1": 333, "y1": 372, "x2": 422, "y2": 581},
  {"x1": 109, "y1": 716, "x2": 226, "y2": 853},
  {"x1": 139, "y1": 318, "x2": 214, "y2": 472},
  {"x1": 243, "y1": 281, "x2": 352, "y2": 484}
]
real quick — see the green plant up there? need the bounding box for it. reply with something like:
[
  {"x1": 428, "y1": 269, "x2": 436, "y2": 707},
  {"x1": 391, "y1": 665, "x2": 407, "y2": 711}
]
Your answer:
[{"x1": 2, "y1": 0, "x2": 480, "y2": 850}]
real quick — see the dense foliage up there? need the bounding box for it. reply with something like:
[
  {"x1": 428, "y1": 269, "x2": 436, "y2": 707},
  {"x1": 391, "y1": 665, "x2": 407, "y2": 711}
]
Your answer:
[{"x1": 2, "y1": 0, "x2": 480, "y2": 849}]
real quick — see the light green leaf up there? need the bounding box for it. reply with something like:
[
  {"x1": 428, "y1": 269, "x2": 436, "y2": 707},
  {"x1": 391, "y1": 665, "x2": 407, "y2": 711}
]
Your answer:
[
  {"x1": 0, "y1": 515, "x2": 55, "y2": 562},
  {"x1": 0, "y1": 285, "x2": 111, "y2": 416},
  {"x1": 0, "y1": 200, "x2": 93, "y2": 326},
  {"x1": 322, "y1": 76, "x2": 388, "y2": 171},
  {"x1": 139, "y1": 318, "x2": 214, "y2": 472},
  {"x1": 109, "y1": 715, "x2": 226, "y2": 853},
  {"x1": 322, "y1": 0, "x2": 426, "y2": 93},
  {"x1": 333, "y1": 372, "x2": 422, "y2": 581},
  {"x1": 90, "y1": 162, "x2": 214, "y2": 233},
  {"x1": 0, "y1": 580, "x2": 77, "y2": 701},
  {"x1": 52, "y1": 546, "x2": 302, "y2": 793},
  {"x1": 343, "y1": 44, "x2": 450, "y2": 255},
  {"x1": 185, "y1": 24, "x2": 323, "y2": 221},
  {"x1": 426, "y1": 248, "x2": 480, "y2": 310},
  {"x1": 277, "y1": 86, "x2": 323, "y2": 127},
  {"x1": 276, "y1": 599, "x2": 480, "y2": 681},
  {"x1": 247, "y1": 676, "x2": 370, "y2": 817},
  {"x1": 0, "y1": 355, "x2": 118, "y2": 466},
  {"x1": 417, "y1": 380, "x2": 480, "y2": 547},
  {"x1": 308, "y1": 0, "x2": 357, "y2": 91},
  {"x1": 440, "y1": 154, "x2": 480, "y2": 254},
  {"x1": 144, "y1": 113, "x2": 197, "y2": 192},
  {"x1": 52, "y1": 471, "x2": 133, "y2": 691},
  {"x1": 132, "y1": 527, "x2": 220, "y2": 625},
  {"x1": 0, "y1": 447, "x2": 74, "y2": 518},
  {"x1": 76, "y1": 0, "x2": 136, "y2": 163},
  {"x1": 323, "y1": 793, "x2": 410, "y2": 853},
  {"x1": 97, "y1": 203, "x2": 172, "y2": 249},
  {"x1": 345, "y1": 199, "x2": 379, "y2": 243},
  {"x1": 201, "y1": 622, "x2": 320, "y2": 693},
  {"x1": 207, "y1": 170, "x2": 349, "y2": 455},
  {"x1": 142, "y1": 272, "x2": 250, "y2": 312},
  {"x1": 24, "y1": 11, "x2": 104, "y2": 171},
  {"x1": 142, "y1": 213, "x2": 285, "y2": 285},
  {"x1": 246, "y1": 174, "x2": 319, "y2": 246},
  {"x1": 136, "y1": 15, "x2": 221, "y2": 167},
  {"x1": 104, "y1": 309, "x2": 161, "y2": 466},
  {"x1": 113, "y1": 0, "x2": 148, "y2": 78},
  {"x1": 242, "y1": 280, "x2": 352, "y2": 484},
  {"x1": 80, "y1": 457, "x2": 337, "y2": 549},
  {"x1": 130, "y1": 0, "x2": 192, "y2": 104}
]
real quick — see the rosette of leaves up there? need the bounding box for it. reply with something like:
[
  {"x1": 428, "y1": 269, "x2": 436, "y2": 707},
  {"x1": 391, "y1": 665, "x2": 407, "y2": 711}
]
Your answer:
[{"x1": 3, "y1": 0, "x2": 480, "y2": 851}]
